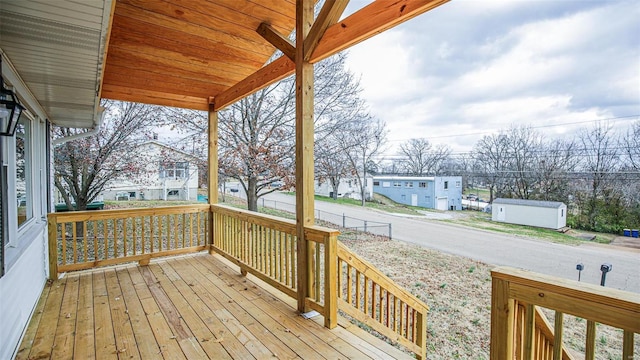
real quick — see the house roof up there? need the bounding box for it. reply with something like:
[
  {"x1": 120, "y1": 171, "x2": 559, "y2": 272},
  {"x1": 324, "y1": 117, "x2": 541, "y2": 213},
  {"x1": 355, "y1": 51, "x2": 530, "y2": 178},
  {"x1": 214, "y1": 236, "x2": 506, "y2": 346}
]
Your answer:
[
  {"x1": 139, "y1": 140, "x2": 202, "y2": 162},
  {"x1": 493, "y1": 198, "x2": 566, "y2": 209},
  {"x1": 1, "y1": 0, "x2": 449, "y2": 129}
]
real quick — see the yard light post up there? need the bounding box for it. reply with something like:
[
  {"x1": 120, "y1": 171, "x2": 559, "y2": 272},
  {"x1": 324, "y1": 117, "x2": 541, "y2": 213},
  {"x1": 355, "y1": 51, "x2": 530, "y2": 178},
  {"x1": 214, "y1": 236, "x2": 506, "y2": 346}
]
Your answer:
[
  {"x1": 599, "y1": 263, "x2": 612, "y2": 286},
  {"x1": 576, "y1": 263, "x2": 584, "y2": 281}
]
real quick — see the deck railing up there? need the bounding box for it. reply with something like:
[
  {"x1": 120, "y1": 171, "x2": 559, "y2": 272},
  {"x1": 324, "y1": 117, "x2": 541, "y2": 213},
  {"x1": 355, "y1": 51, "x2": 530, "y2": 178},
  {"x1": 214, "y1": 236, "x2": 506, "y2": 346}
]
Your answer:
[
  {"x1": 491, "y1": 267, "x2": 639, "y2": 360},
  {"x1": 337, "y1": 242, "x2": 429, "y2": 360},
  {"x1": 47, "y1": 203, "x2": 429, "y2": 359},
  {"x1": 210, "y1": 204, "x2": 339, "y2": 328},
  {"x1": 48, "y1": 204, "x2": 209, "y2": 277}
]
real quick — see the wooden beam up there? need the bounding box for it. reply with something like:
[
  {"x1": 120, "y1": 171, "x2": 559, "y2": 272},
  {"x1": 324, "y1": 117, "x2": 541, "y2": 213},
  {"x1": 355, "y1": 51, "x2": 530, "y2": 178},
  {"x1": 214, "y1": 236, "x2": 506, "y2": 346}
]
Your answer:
[
  {"x1": 310, "y1": 0, "x2": 449, "y2": 62},
  {"x1": 303, "y1": 0, "x2": 349, "y2": 61},
  {"x1": 214, "y1": 0, "x2": 448, "y2": 111},
  {"x1": 257, "y1": 22, "x2": 296, "y2": 61},
  {"x1": 295, "y1": 0, "x2": 315, "y2": 314}
]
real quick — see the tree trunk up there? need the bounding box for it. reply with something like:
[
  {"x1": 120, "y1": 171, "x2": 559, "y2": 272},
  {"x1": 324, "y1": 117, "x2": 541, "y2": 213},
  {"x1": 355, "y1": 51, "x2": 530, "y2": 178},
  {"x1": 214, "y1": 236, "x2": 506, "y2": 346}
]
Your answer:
[{"x1": 247, "y1": 176, "x2": 258, "y2": 212}]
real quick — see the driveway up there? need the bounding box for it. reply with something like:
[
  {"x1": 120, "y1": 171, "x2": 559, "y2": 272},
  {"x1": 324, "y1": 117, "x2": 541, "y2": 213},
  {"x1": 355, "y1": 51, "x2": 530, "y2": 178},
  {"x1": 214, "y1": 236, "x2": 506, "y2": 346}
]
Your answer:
[{"x1": 261, "y1": 192, "x2": 640, "y2": 293}]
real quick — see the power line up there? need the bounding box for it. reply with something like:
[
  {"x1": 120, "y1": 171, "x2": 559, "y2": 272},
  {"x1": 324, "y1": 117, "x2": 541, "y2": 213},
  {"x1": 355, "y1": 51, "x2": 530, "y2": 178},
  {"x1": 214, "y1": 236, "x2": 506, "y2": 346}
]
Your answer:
[{"x1": 385, "y1": 114, "x2": 639, "y2": 142}]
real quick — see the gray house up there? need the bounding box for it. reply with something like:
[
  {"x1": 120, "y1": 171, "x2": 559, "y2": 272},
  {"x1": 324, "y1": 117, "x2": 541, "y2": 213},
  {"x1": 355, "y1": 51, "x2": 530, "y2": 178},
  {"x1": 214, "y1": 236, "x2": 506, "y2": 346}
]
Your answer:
[
  {"x1": 372, "y1": 176, "x2": 463, "y2": 210},
  {"x1": 492, "y1": 198, "x2": 567, "y2": 229}
]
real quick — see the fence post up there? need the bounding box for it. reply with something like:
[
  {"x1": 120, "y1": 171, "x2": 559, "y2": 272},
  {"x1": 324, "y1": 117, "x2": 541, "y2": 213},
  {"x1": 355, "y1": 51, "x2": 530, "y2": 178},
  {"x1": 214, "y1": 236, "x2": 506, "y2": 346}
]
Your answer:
[
  {"x1": 416, "y1": 309, "x2": 427, "y2": 360},
  {"x1": 364, "y1": 220, "x2": 367, "y2": 232},
  {"x1": 342, "y1": 213, "x2": 345, "y2": 228},
  {"x1": 47, "y1": 214, "x2": 59, "y2": 280},
  {"x1": 388, "y1": 223, "x2": 392, "y2": 240},
  {"x1": 324, "y1": 231, "x2": 338, "y2": 329}
]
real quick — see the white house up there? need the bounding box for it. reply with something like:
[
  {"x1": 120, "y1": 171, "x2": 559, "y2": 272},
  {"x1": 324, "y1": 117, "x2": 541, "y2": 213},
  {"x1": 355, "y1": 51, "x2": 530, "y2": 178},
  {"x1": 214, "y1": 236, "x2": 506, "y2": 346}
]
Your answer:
[
  {"x1": 101, "y1": 141, "x2": 200, "y2": 201},
  {"x1": 492, "y1": 198, "x2": 567, "y2": 230},
  {"x1": 314, "y1": 176, "x2": 374, "y2": 200}
]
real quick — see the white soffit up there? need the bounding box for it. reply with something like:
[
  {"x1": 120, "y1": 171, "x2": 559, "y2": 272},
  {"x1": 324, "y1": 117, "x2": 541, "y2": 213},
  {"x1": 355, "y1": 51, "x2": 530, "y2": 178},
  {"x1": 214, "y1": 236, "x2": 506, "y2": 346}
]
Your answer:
[{"x1": 0, "y1": 0, "x2": 112, "y2": 128}]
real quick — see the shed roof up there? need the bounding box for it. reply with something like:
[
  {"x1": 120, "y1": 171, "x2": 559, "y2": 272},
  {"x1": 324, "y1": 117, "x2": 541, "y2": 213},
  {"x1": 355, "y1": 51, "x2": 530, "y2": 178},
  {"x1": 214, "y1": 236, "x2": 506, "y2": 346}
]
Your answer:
[{"x1": 493, "y1": 198, "x2": 566, "y2": 209}]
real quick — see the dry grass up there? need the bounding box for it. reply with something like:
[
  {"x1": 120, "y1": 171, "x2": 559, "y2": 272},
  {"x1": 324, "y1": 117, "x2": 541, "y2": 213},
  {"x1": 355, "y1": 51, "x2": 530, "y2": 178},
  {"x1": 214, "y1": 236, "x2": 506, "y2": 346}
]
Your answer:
[{"x1": 339, "y1": 233, "x2": 639, "y2": 360}]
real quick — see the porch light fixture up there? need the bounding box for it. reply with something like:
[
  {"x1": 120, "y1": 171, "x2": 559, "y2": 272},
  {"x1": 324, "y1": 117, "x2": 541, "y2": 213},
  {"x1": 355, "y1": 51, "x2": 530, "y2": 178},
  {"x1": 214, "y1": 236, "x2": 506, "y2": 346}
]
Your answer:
[{"x1": 0, "y1": 58, "x2": 25, "y2": 137}]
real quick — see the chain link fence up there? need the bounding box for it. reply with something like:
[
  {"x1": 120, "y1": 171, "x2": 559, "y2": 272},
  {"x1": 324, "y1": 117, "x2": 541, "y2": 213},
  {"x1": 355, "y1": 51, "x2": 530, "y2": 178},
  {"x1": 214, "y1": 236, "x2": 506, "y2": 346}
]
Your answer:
[{"x1": 258, "y1": 197, "x2": 392, "y2": 240}]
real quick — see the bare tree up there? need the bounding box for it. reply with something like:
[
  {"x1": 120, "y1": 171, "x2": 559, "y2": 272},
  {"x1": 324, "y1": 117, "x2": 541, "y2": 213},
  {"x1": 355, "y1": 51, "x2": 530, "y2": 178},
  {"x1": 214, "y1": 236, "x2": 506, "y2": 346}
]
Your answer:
[
  {"x1": 54, "y1": 100, "x2": 160, "y2": 211},
  {"x1": 622, "y1": 121, "x2": 640, "y2": 170},
  {"x1": 576, "y1": 122, "x2": 621, "y2": 230},
  {"x1": 397, "y1": 138, "x2": 452, "y2": 175},
  {"x1": 473, "y1": 133, "x2": 510, "y2": 202},
  {"x1": 336, "y1": 116, "x2": 387, "y2": 206},
  {"x1": 533, "y1": 139, "x2": 579, "y2": 202},
  {"x1": 503, "y1": 126, "x2": 543, "y2": 199}
]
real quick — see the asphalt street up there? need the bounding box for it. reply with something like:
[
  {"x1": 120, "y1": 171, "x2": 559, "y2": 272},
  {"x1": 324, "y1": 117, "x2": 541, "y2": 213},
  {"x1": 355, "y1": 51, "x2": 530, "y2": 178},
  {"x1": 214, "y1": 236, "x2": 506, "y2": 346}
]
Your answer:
[{"x1": 257, "y1": 192, "x2": 640, "y2": 293}]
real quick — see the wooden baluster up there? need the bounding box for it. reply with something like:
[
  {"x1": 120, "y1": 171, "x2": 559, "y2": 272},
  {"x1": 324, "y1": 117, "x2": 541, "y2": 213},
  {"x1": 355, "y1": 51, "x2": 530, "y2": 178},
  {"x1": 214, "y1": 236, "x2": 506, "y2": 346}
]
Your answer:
[
  {"x1": 290, "y1": 234, "x2": 296, "y2": 289},
  {"x1": 324, "y1": 232, "x2": 337, "y2": 329},
  {"x1": 363, "y1": 276, "x2": 369, "y2": 315},
  {"x1": 72, "y1": 221, "x2": 77, "y2": 264},
  {"x1": 622, "y1": 330, "x2": 634, "y2": 360},
  {"x1": 404, "y1": 303, "x2": 409, "y2": 338},
  {"x1": 346, "y1": 265, "x2": 353, "y2": 305},
  {"x1": 83, "y1": 220, "x2": 88, "y2": 263},
  {"x1": 315, "y1": 241, "x2": 321, "y2": 302},
  {"x1": 523, "y1": 304, "x2": 535, "y2": 360},
  {"x1": 416, "y1": 309, "x2": 427, "y2": 360},
  {"x1": 585, "y1": 320, "x2": 596, "y2": 360},
  {"x1": 379, "y1": 287, "x2": 384, "y2": 324},
  {"x1": 355, "y1": 271, "x2": 361, "y2": 311},
  {"x1": 123, "y1": 218, "x2": 128, "y2": 257},
  {"x1": 371, "y1": 282, "x2": 376, "y2": 319},
  {"x1": 92, "y1": 221, "x2": 97, "y2": 261},
  {"x1": 182, "y1": 213, "x2": 186, "y2": 248},
  {"x1": 103, "y1": 220, "x2": 108, "y2": 259},
  {"x1": 552, "y1": 312, "x2": 563, "y2": 360},
  {"x1": 385, "y1": 291, "x2": 390, "y2": 328}
]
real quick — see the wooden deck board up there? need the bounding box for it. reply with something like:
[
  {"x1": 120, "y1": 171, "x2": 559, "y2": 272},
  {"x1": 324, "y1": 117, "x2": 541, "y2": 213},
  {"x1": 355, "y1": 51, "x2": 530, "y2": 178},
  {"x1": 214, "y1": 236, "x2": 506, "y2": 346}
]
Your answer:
[{"x1": 17, "y1": 253, "x2": 413, "y2": 359}]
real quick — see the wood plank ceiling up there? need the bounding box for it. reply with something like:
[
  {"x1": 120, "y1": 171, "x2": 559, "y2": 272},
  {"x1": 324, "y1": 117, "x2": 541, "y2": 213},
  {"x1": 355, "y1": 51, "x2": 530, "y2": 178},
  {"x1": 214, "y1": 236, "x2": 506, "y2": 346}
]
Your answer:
[{"x1": 102, "y1": 0, "x2": 298, "y2": 111}]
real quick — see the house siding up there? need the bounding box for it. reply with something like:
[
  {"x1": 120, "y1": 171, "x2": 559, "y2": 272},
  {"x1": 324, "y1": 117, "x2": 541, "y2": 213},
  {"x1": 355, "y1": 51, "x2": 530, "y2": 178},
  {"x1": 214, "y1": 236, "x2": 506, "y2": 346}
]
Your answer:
[
  {"x1": 0, "y1": 227, "x2": 47, "y2": 360},
  {"x1": 372, "y1": 176, "x2": 462, "y2": 210}
]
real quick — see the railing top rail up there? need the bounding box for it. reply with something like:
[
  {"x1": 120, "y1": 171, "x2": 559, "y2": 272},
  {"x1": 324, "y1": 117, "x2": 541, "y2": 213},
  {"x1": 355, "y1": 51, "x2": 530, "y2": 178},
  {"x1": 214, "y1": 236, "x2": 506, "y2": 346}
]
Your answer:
[
  {"x1": 305, "y1": 225, "x2": 340, "y2": 243},
  {"x1": 211, "y1": 204, "x2": 297, "y2": 232},
  {"x1": 48, "y1": 204, "x2": 210, "y2": 222},
  {"x1": 492, "y1": 266, "x2": 640, "y2": 332},
  {"x1": 338, "y1": 242, "x2": 429, "y2": 313}
]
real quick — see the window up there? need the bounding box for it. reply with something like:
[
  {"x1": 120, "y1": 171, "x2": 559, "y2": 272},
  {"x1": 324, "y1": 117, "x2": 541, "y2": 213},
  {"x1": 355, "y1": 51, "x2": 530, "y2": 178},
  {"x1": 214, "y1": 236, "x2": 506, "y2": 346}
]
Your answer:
[
  {"x1": 128, "y1": 191, "x2": 136, "y2": 199},
  {"x1": 167, "y1": 190, "x2": 180, "y2": 196},
  {"x1": 160, "y1": 161, "x2": 188, "y2": 178},
  {"x1": 405, "y1": 182, "x2": 413, "y2": 188},
  {"x1": 382, "y1": 182, "x2": 391, "y2": 188},
  {"x1": 561, "y1": 209, "x2": 564, "y2": 217},
  {"x1": 444, "y1": 181, "x2": 448, "y2": 190},
  {"x1": 373, "y1": 181, "x2": 380, "y2": 186},
  {"x1": 456, "y1": 181, "x2": 461, "y2": 188},
  {"x1": 393, "y1": 181, "x2": 401, "y2": 187},
  {"x1": 16, "y1": 119, "x2": 32, "y2": 228},
  {"x1": 419, "y1": 182, "x2": 427, "y2": 188}
]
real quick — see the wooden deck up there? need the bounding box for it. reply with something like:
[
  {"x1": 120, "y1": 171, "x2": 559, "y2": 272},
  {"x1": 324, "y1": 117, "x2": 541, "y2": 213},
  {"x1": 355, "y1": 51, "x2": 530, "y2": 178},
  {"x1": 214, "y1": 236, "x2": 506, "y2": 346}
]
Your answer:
[{"x1": 16, "y1": 253, "x2": 412, "y2": 360}]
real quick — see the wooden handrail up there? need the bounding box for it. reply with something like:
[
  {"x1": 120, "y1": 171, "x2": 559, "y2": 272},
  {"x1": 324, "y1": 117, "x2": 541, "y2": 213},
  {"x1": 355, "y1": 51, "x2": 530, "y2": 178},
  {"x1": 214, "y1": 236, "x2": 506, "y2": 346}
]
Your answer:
[
  {"x1": 48, "y1": 205, "x2": 210, "y2": 279},
  {"x1": 491, "y1": 267, "x2": 639, "y2": 360},
  {"x1": 337, "y1": 242, "x2": 429, "y2": 359}
]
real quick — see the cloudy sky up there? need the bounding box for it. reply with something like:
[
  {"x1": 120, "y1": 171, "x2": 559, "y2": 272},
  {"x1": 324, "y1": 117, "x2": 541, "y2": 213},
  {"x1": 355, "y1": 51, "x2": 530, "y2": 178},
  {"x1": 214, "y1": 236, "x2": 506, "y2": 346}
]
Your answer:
[{"x1": 342, "y1": 0, "x2": 640, "y2": 153}]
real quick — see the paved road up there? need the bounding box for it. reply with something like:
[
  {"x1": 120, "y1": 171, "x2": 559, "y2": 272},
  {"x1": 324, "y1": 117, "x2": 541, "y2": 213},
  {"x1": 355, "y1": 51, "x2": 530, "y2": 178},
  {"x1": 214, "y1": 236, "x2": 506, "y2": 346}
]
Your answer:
[{"x1": 259, "y1": 192, "x2": 640, "y2": 293}]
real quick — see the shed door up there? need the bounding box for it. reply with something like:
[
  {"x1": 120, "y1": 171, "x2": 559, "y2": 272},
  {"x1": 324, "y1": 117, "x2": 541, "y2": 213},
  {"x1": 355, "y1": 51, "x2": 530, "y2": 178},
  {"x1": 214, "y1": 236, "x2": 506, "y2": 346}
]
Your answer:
[
  {"x1": 437, "y1": 197, "x2": 447, "y2": 210},
  {"x1": 411, "y1": 194, "x2": 418, "y2": 206},
  {"x1": 497, "y1": 206, "x2": 506, "y2": 221}
]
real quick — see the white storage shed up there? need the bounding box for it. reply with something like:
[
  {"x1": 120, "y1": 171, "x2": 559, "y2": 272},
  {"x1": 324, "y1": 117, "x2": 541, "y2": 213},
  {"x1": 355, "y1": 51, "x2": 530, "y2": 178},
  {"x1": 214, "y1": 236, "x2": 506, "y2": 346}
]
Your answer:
[{"x1": 492, "y1": 198, "x2": 567, "y2": 230}]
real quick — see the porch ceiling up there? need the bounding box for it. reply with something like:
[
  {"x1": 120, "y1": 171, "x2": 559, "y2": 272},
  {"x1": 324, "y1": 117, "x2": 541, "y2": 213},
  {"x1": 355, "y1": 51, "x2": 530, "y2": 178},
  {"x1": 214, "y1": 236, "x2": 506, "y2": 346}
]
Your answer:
[{"x1": 0, "y1": 0, "x2": 449, "y2": 128}]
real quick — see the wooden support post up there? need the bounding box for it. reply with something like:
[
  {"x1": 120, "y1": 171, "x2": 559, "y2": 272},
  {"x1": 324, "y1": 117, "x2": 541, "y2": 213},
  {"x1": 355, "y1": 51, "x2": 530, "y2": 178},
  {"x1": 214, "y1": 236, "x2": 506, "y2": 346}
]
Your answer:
[
  {"x1": 324, "y1": 232, "x2": 338, "y2": 329},
  {"x1": 208, "y1": 105, "x2": 218, "y2": 254},
  {"x1": 295, "y1": 0, "x2": 315, "y2": 313},
  {"x1": 490, "y1": 275, "x2": 514, "y2": 360},
  {"x1": 47, "y1": 214, "x2": 59, "y2": 280},
  {"x1": 622, "y1": 330, "x2": 634, "y2": 360}
]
